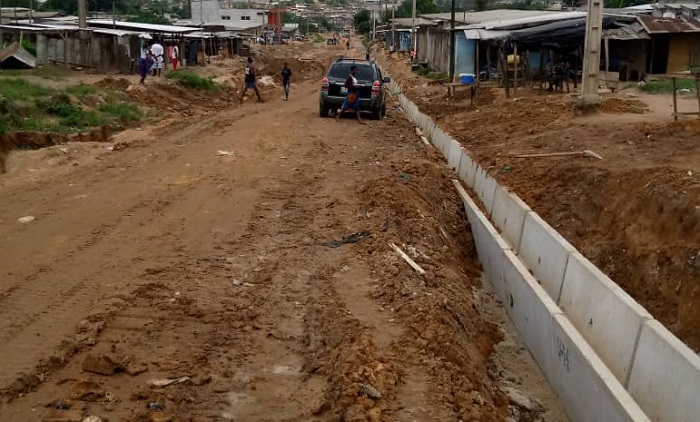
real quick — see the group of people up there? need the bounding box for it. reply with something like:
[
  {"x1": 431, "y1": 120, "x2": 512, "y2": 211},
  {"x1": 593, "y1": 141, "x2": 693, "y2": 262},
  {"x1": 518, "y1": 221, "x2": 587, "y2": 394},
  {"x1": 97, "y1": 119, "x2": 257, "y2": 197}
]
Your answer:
[
  {"x1": 138, "y1": 34, "x2": 180, "y2": 84},
  {"x1": 239, "y1": 57, "x2": 293, "y2": 103}
]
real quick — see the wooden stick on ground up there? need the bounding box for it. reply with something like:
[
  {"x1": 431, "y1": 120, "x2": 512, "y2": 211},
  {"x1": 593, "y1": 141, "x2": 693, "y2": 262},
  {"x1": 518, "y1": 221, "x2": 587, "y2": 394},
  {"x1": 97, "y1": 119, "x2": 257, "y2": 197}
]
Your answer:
[
  {"x1": 390, "y1": 243, "x2": 426, "y2": 275},
  {"x1": 514, "y1": 149, "x2": 603, "y2": 160}
]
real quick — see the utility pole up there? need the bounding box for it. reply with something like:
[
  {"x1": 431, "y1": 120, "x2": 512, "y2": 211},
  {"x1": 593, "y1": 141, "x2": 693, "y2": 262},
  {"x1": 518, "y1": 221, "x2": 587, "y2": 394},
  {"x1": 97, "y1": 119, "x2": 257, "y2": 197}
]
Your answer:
[
  {"x1": 449, "y1": 0, "x2": 455, "y2": 81},
  {"x1": 411, "y1": 0, "x2": 416, "y2": 54},
  {"x1": 580, "y1": 0, "x2": 603, "y2": 105},
  {"x1": 78, "y1": 0, "x2": 87, "y2": 28},
  {"x1": 391, "y1": 0, "x2": 395, "y2": 51},
  {"x1": 0, "y1": 0, "x2": 3, "y2": 53}
]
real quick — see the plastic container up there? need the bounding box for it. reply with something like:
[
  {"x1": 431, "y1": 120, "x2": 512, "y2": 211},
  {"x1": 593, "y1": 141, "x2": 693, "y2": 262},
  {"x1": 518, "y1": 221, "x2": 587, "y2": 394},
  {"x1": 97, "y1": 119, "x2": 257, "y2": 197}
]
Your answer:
[
  {"x1": 507, "y1": 54, "x2": 521, "y2": 65},
  {"x1": 459, "y1": 73, "x2": 475, "y2": 84}
]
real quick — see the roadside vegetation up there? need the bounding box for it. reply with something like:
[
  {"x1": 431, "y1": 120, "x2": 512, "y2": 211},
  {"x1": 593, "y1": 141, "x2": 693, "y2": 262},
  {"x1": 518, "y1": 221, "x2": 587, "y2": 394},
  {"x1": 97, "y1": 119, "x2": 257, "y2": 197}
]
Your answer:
[
  {"x1": 0, "y1": 78, "x2": 142, "y2": 135},
  {"x1": 165, "y1": 70, "x2": 220, "y2": 91},
  {"x1": 639, "y1": 78, "x2": 697, "y2": 94}
]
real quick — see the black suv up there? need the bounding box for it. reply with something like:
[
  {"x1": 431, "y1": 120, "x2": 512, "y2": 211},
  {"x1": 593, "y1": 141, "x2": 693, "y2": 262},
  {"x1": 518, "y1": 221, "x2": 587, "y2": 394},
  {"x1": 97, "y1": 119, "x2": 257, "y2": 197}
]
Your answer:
[{"x1": 319, "y1": 58, "x2": 390, "y2": 119}]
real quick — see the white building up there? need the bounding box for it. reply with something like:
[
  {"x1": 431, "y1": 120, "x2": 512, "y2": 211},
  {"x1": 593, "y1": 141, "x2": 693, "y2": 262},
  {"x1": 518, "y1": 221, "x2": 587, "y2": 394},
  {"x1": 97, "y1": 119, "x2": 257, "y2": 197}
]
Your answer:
[{"x1": 190, "y1": 0, "x2": 268, "y2": 26}]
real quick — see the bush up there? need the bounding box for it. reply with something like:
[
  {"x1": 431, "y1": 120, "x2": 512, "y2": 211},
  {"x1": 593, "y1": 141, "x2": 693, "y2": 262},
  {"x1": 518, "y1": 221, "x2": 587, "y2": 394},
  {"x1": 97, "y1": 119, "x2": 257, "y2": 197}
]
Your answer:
[
  {"x1": 165, "y1": 70, "x2": 219, "y2": 91},
  {"x1": 639, "y1": 78, "x2": 696, "y2": 93},
  {"x1": 66, "y1": 84, "x2": 98, "y2": 96},
  {"x1": 21, "y1": 39, "x2": 37, "y2": 57},
  {"x1": 99, "y1": 102, "x2": 142, "y2": 122},
  {"x1": 0, "y1": 78, "x2": 53, "y2": 100}
]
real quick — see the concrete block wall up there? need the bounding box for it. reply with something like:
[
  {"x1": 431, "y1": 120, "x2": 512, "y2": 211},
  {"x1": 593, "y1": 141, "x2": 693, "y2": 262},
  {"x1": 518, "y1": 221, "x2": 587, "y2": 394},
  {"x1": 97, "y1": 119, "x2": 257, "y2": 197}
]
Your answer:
[{"x1": 386, "y1": 75, "x2": 699, "y2": 422}]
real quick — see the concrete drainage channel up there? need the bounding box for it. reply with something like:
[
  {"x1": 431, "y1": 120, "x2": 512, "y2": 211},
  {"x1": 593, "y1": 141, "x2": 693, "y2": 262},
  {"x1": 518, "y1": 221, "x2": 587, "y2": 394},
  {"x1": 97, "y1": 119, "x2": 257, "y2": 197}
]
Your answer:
[{"x1": 385, "y1": 77, "x2": 699, "y2": 422}]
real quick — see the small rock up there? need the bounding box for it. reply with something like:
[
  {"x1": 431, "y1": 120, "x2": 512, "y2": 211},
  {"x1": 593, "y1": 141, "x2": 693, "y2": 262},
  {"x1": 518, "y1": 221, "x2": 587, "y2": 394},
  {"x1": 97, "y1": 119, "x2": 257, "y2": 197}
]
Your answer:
[
  {"x1": 189, "y1": 375, "x2": 212, "y2": 386},
  {"x1": 147, "y1": 402, "x2": 164, "y2": 411},
  {"x1": 52, "y1": 400, "x2": 71, "y2": 410},
  {"x1": 82, "y1": 354, "x2": 125, "y2": 375},
  {"x1": 358, "y1": 383, "x2": 382, "y2": 400},
  {"x1": 18, "y1": 216, "x2": 35, "y2": 224},
  {"x1": 82, "y1": 416, "x2": 103, "y2": 422}
]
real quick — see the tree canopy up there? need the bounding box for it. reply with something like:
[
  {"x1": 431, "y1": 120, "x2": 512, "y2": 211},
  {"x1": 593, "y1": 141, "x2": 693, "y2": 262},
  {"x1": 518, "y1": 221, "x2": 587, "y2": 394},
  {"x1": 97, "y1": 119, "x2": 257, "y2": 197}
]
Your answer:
[{"x1": 394, "y1": 0, "x2": 437, "y2": 18}]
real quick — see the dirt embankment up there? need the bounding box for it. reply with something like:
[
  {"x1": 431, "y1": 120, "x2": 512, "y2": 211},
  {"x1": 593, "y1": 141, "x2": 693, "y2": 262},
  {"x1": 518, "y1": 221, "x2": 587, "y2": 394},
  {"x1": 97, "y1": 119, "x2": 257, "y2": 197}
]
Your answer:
[{"x1": 378, "y1": 50, "x2": 700, "y2": 352}]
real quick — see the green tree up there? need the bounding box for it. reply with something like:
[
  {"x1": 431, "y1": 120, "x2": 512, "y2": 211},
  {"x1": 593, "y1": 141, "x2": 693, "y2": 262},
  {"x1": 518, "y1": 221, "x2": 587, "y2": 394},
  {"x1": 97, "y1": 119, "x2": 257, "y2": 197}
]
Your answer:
[
  {"x1": 394, "y1": 0, "x2": 437, "y2": 18},
  {"x1": 354, "y1": 10, "x2": 371, "y2": 35}
]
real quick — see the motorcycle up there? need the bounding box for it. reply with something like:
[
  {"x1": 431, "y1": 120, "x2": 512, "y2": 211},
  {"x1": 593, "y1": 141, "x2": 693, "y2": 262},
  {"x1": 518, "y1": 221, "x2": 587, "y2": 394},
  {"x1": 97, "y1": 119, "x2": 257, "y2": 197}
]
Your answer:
[{"x1": 479, "y1": 66, "x2": 501, "y2": 81}]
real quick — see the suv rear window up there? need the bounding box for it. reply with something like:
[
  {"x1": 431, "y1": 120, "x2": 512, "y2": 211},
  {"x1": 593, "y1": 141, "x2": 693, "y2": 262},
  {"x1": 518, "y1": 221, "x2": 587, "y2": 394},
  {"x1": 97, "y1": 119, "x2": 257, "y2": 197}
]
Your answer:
[{"x1": 328, "y1": 63, "x2": 375, "y2": 82}]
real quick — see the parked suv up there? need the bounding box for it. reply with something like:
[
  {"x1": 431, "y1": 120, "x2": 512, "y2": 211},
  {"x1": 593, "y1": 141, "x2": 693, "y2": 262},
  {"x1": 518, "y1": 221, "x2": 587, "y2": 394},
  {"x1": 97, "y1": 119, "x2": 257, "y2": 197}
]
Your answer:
[{"x1": 319, "y1": 58, "x2": 390, "y2": 119}]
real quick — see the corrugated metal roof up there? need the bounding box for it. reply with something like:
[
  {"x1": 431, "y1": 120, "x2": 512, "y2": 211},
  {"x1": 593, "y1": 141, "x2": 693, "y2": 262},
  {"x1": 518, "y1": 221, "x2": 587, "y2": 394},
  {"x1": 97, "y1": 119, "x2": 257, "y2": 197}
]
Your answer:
[
  {"x1": 603, "y1": 21, "x2": 650, "y2": 40},
  {"x1": 638, "y1": 14, "x2": 700, "y2": 33},
  {"x1": 426, "y1": 9, "x2": 559, "y2": 26},
  {"x1": 88, "y1": 19, "x2": 201, "y2": 33},
  {"x1": 463, "y1": 29, "x2": 510, "y2": 41},
  {"x1": 390, "y1": 18, "x2": 436, "y2": 27},
  {"x1": 456, "y1": 11, "x2": 586, "y2": 31}
]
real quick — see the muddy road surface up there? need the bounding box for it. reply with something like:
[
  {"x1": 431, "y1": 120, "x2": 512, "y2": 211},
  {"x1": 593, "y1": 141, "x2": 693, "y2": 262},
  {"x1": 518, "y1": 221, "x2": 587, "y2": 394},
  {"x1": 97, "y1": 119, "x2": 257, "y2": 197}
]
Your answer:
[{"x1": 0, "y1": 52, "x2": 566, "y2": 422}]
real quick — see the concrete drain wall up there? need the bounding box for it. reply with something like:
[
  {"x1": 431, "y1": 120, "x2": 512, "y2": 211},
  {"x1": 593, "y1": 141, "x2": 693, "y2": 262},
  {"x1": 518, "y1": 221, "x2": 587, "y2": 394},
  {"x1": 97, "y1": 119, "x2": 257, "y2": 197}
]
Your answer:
[{"x1": 388, "y1": 79, "x2": 699, "y2": 422}]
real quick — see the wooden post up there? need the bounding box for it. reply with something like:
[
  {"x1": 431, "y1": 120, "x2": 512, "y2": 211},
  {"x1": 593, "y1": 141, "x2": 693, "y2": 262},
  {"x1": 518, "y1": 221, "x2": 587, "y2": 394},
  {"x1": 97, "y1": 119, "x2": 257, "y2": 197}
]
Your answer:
[
  {"x1": 475, "y1": 40, "x2": 479, "y2": 81},
  {"x1": 513, "y1": 43, "x2": 518, "y2": 92},
  {"x1": 696, "y1": 73, "x2": 700, "y2": 119},
  {"x1": 604, "y1": 35, "x2": 610, "y2": 83},
  {"x1": 486, "y1": 43, "x2": 492, "y2": 80},
  {"x1": 672, "y1": 77, "x2": 678, "y2": 121},
  {"x1": 539, "y1": 48, "x2": 545, "y2": 89}
]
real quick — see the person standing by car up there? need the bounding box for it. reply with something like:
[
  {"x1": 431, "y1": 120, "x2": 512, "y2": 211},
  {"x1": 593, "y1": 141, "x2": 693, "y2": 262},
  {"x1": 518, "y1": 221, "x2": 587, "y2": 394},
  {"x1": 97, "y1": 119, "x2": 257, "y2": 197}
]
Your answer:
[
  {"x1": 336, "y1": 65, "x2": 365, "y2": 124},
  {"x1": 240, "y1": 57, "x2": 263, "y2": 102},
  {"x1": 281, "y1": 62, "x2": 292, "y2": 101}
]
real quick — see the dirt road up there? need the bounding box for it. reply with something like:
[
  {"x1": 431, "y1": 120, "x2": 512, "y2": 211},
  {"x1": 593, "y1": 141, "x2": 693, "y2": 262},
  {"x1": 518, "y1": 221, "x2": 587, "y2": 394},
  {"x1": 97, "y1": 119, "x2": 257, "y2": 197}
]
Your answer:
[{"x1": 0, "y1": 49, "x2": 567, "y2": 422}]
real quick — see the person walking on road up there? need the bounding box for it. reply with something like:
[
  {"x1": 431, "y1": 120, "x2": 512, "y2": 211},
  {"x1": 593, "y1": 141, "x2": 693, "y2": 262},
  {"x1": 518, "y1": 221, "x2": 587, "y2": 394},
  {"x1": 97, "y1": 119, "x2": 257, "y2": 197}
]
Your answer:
[
  {"x1": 240, "y1": 57, "x2": 263, "y2": 102},
  {"x1": 138, "y1": 34, "x2": 154, "y2": 84},
  {"x1": 336, "y1": 65, "x2": 365, "y2": 124},
  {"x1": 168, "y1": 44, "x2": 179, "y2": 71},
  {"x1": 281, "y1": 62, "x2": 292, "y2": 101},
  {"x1": 150, "y1": 40, "x2": 164, "y2": 76}
]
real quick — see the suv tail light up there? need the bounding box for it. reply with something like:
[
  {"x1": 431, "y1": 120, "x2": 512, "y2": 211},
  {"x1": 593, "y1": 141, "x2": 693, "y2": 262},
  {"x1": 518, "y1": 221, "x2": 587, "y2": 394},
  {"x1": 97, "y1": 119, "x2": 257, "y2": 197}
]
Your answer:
[
  {"x1": 371, "y1": 80, "x2": 380, "y2": 97},
  {"x1": 321, "y1": 77, "x2": 329, "y2": 92}
]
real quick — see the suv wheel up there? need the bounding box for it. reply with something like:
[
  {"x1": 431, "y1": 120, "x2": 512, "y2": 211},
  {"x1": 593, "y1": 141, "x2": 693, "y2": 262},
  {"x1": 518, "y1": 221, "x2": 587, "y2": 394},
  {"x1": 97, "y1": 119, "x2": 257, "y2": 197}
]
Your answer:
[
  {"x1": 372, "y1": 107, "x2": 383, "y2": 120},
  {"x1": 320, "y1": 104, "x2": 330, "y2": 118}
]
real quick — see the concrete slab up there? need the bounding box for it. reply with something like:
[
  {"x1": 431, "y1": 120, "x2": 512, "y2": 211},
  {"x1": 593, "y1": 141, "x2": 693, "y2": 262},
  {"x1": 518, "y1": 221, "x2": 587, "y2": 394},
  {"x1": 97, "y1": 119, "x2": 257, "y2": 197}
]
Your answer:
[
  {"x1": 453, "y1": 180, "x2": 510, "y2": 299},
  {"x1": 550, "y1": 314, "x2": 652, "y2": 422},
  {"x1": 627, "y1": 320, "x2": 700, "y2": 422},
  {"x1": 447, "y1": 139, "x2": 463, "y2": 171},
  {"x1": 559, "y1": 252, "x2": 652, "y2": 384},
  {"x1": 491, "y1": 185, "x2": 531, "y2": 251},
  {"x1": 457, "y1": 152, "x2": 475, "y2": 188},
  {"x1": 518, "y1": 212, "x2": 575, "y2": 301},
  {"x1": 433, "y1": 128, "x2": 449, "y2": 155},
  {"x1": 502, "y1": 249, "x2": 562, "y2": 373},
  {"x1": 473, "y1": 167, "x2": 498, "y2": 214}
]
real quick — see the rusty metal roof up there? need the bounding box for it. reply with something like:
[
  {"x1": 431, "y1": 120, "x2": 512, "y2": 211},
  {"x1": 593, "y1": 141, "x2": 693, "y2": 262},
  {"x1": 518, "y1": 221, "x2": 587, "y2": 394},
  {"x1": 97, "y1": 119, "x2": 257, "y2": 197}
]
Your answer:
[{"x1": 638, "y1": 15, "x2": 700, "y2": 34}]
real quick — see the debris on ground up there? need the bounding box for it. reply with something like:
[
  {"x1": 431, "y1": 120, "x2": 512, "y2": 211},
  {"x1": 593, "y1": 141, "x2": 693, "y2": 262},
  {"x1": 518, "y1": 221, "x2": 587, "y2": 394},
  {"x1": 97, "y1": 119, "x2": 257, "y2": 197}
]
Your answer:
[
  {"x1": 321, "y1": 230, "x2": 371, "y2": 248},
  {"x1": 81, "y1": 354, "x2": 125, "y2": 376},
  {"x1": 18, "y1": 216, "x2": 35, "y2": 224}
]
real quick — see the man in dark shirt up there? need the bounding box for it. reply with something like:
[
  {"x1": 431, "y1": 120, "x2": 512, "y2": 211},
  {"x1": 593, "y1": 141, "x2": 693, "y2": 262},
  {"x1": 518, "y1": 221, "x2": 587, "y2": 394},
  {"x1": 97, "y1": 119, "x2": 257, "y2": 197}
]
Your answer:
[
  {"x1": 240, "y1": 56, "x2": 263, "y2": 102},
  {"x1": 336, "y1": 65, "x2": 365, "y2": 124},
  {"x1": 281, "y1": 62, "x2": 292, "y2": 101}
]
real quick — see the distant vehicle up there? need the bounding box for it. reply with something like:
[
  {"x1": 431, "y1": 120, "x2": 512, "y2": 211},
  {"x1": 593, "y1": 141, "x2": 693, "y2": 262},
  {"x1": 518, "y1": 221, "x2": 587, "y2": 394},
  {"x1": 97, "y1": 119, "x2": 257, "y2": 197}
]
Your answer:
[
  {"x1": 294, "y1": 34, "x2": 305, "y2": 42},
  {"x1": 319, "y1": 58, "x2": 390, "y2": 119}
]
